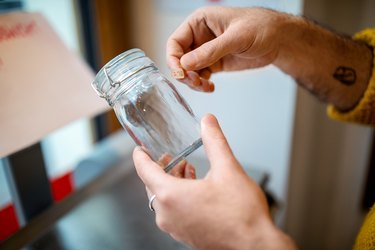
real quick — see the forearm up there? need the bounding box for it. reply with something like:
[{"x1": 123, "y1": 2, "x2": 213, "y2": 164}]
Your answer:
[{"x1": 274, "y1": 15, "x2": 373, "y2": 111}]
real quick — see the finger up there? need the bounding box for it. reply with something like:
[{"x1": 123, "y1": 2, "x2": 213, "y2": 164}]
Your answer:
[
  {"x1": 158, "y1": 153, "x2": 173, "y2": 168},
  {"x1": 133, "y1": 147, "x2": 174, "y2": 192},
  {"x1": 145, "y1": 186, "x2": 161, "y2": 213},
  {"x1": 185, "y1": 71, "x2": 201, "y2": 87},
  {"x1": 182, "y1": 71, "x2": 215, "y2": 92},
  {"x1": 184, "y1": 163, "x2": 196, "y2": 179},
  {"x1": 166, "y1": 40, "x2": 185, "y2": 80},
  {"x1": 146, "y1": 189, "x2": 160, "y2": 213},
  {"x1": 199, "y1": 68, "x2": 212, "y2": 80},
  {"x1": 158, "y1": 154, "x2": 187, "y2": 178},
  {"x1": 166, "y1": 39, "x2": 184, "y2": 70},
  {"x1": 145, "y1": 186, "x2": 152, "y2": 199},
  {"x1": 166, "y1": 21, "x2": 194, "y2": 74},
  {"x1": 199, "y1": 78, "x2": 215, "y2": 92},
  {"x1": 186, "y1": 79, "x2": 214, "y2": 93},
  {"x1": 201, "y1": 114, "x2": 237, "y2": 170},
  {"x1": 180, "y1": 33, "x2": 233, "y2": 71},
  {"x1": 169, "y1": 159, "x2": 187, "y2": 178}
]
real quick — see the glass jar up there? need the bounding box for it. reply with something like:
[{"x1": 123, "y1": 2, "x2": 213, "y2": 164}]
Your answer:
[{"x1": 92, "y1": 48, "x2": 202, "y2": 172}]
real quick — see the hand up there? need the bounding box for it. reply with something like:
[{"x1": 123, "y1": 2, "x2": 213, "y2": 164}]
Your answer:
[
  {"x1": 166, "y1": 7, "x2": 287, "y2": 92},
  {"x1": 167, "y1": 6, "x2": 372, "y2": 110},
  {"x1": 133, "y1": 114, "x2": 296, "y2": 249}
]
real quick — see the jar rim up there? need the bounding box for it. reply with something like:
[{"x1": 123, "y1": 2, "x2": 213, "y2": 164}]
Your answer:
[
  {"x1": 91, "y1": 48, "x2": 155, "y2": 106},
  {"x1": 102, "y1": 48, "x2": 144, "y2": 71}
]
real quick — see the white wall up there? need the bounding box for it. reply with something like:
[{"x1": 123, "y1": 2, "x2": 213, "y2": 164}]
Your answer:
[{"x1": 132, "y1": 0, "x2": 302, "y2": 214}]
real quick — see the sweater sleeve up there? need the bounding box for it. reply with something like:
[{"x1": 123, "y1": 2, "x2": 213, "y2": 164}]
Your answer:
[{"x1": 327, "y1": 28, "x2": 375, "y2": 125}]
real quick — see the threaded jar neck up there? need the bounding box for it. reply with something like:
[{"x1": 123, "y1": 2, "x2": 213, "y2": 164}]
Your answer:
[{"x1": 92, "y1": 48, "x2": 158, "y2": 106}]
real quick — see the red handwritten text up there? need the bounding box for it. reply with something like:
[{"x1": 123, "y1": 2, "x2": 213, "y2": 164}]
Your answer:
[{"x1": 0, "y1": 21, "x2": 36, "y2": 43}]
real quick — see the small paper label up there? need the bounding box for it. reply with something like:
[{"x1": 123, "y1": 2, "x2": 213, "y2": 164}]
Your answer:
[{"x1": 171, "y1": 68, "x2": 185, "y2": 79}]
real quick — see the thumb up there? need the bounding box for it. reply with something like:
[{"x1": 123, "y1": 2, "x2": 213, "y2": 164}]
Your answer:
[
  {"x1": 180, "y1": 33, "x2": 233, "y2": 71},
  {"x1": 201, "y1": 114, "x2": 237, "y2": 171}
]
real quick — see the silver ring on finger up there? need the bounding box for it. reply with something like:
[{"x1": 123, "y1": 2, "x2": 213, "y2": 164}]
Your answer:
[{"x1": 148, "y1": 194, "x2": 156, "y2": 212}]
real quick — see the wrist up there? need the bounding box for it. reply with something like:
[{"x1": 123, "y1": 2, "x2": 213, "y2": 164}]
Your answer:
[
  {"x1": 234, "y1": 218, "x2": 297, "y2": 250},
  {"x1": 272, "y1": 14, "x2": 373, "y2": 111},
  {"x1": 272, "y1": 14, "x2": 309, "y2": 75}
]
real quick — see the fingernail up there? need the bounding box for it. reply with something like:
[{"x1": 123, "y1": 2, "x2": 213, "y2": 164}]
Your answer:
[
  {"x1": 171, "y1": 68, "x2": 185, "y2": 79},
  {"x1": 208, "y1": 81, "x2": 215, "y2": 92},
  {"x1": 189, "y1": 169, "x2": 195, "y2": 178},
  {"x1": 202, "y1": 114, "x2": 218, "y2": 127},
  {"x1": 191, "y1": 74, "x2": 201, "y2": 86}
]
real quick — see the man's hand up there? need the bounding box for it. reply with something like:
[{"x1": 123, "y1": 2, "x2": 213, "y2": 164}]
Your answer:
[
  {"x1": 166, "y1": 7, "x2": 285, "y2": 92},
  {"x1": 133, "y1": 114, "x2": 296, "y2": 250},
  {"x1": 167, "y1": 6, "x2": 373, "y2": 111}
]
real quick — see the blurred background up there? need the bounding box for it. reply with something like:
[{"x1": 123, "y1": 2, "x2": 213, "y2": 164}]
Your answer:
[{"x1": 0, "y1": 0, "x2": 374, "y2": 249}]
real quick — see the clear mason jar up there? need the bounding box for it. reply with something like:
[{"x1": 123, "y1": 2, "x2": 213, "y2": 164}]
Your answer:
[{"x1": 92, "y1": 48, "x2": 202, "y2": 172}]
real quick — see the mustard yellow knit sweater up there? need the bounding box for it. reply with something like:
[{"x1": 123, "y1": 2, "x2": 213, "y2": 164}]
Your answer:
[{"x1": 328, "y1": 28, "x2": 375, "y2": 250}]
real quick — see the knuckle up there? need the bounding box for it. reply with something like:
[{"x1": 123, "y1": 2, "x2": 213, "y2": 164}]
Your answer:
[
  {"x1": 156, "y1": 190, "x2": 172, "y2": 207},
  {"x1": 190, "y1": 6, "x2": 216, "y2": 24},
  {"x1": 155, "y1": 216, "x2": 170, "y2": 232}
]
